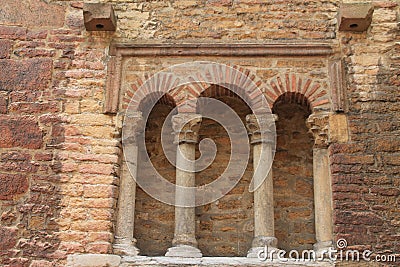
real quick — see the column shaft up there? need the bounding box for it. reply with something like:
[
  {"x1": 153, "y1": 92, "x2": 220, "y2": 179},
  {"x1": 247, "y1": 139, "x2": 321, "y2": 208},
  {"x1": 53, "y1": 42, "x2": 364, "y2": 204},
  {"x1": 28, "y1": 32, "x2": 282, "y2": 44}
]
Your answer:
[
  {"x1": 165, "y1": 113, "x2": 202, "y2": 257},
  {"x1": 246, "y1": 113, "x2": 279, "y2": 258},
  {"x1": 173, "y1": 142, "x2": 197, "y2": 246},
  {"x1": 253, "y1": 143, "x2": 274, "y2": 238},
  {"x1": 307, "y1": 112, "x2": 334, "y2": 254},
  {"x1": 114, "y1": 113, "x2": 143, "y2": 256},
  {"x1": 313, "y1": 148, "x2": 333, "y2": 251}
]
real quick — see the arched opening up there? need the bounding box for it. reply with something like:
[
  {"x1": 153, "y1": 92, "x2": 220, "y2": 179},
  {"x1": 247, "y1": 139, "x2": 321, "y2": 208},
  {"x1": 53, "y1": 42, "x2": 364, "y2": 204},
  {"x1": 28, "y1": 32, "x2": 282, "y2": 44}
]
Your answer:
[
  {"x1": 195, "y1": 85, "x2": 253, "y2": 256},
  {"x1": 272, "y1": 92, "x2": 316, "y2": 252},
  {"x1": 134, "y1": 95, "x2": 177, "y2": 256}
]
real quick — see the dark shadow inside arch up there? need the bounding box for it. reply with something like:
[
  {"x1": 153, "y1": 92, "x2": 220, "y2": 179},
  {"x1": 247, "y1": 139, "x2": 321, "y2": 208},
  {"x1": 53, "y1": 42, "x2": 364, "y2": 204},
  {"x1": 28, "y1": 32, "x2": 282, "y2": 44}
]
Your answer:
[
  {"x1": 195, "y1": 84, "x2": 254, "y2": 256},
  {"x1": 272, "y1": 92, "x2": 316, "y2": 252},
  {"x1": 134, "y1": 94, "x2": 177, "y2": 256},
  {"x1": 137, "y1": 92, "x2": 176, "y2": 118}
]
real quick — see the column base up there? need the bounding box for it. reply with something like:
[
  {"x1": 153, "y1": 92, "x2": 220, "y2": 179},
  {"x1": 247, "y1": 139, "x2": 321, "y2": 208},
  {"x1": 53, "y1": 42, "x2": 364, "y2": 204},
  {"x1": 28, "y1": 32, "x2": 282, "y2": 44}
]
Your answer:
[
  {"x1": 165, "y1": 245, "x2": 202, "y2": 258},
  {"x1": 313, "y1": 240, "x2": 333, "y2": 258},
  {"x1": 247, "y1": 236, "x2": 280, "y2": 258},
  {"x1": 247, "y1": 246, "x2": 281, "y2": 259},
  {"x1": 113, "y1": 237, "x2": 140, "y2": 256}
]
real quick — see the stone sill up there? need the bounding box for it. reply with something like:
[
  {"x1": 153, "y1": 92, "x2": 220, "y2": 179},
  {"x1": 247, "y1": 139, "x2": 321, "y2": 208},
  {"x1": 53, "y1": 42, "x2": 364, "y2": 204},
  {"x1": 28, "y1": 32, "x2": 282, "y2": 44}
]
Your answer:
[
  {"x1": 67, "y1": 254, "x2": 335, "y2": 267},
  {"x1": 122, "y1": 256, "x2": 334, "y2": 266}
]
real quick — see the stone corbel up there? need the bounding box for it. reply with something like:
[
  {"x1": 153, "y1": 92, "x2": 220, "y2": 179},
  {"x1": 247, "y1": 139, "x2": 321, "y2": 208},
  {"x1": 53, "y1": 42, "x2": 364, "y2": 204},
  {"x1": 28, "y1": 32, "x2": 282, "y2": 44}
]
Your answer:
[
  {"x1": 83, "y1": 3, "x2": 117, "y2": 31},
  {"x1": 338, "y1": 3, "x2": 374, "y2": 32}
]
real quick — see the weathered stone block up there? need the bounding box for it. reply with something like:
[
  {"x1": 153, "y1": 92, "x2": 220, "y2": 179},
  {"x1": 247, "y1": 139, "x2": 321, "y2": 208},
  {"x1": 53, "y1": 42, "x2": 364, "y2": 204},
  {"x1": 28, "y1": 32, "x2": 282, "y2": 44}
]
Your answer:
[
  {"x1": 0, "y1": 115, "x2": 43, "y2": 149},
  {"x1": 0, "y1": 25, "x2": 27, "y2": 40},
  {"x1": 0, "y1": 227, "x2": 17, "y2": 253},
  {"x1": 338, "y1": 3, "x2": 374, "y2": 32},
  {"x1": 0, "y1": 40, "x2": 13, "y2": 59},
  {"x1": 83, "y1": 3, "x2": 116, "y2": 31},
  {"x1": 0, "y1": 92, "x2": 7, "y2": 114},
  {"x1": 329, "y1": 113, "x2": 349, "y2": 143},
  {"x1": 0, "y1": 174, "x2": 29, "y2": 200},
  {"x1": 0, "y1": 0, "x2": 65, "y2": 28},
  {"x1": 0, "y1": 59, "x2": 52, "y2": 92}
]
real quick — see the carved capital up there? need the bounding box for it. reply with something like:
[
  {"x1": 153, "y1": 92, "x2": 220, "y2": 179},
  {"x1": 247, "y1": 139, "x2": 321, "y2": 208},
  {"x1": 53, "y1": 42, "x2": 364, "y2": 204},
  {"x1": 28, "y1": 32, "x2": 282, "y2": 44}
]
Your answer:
[
  {"x1": 172, "y1": 113, "x2": 202, "y2": 144},
  {"x1": 122, "y1": 112, "x2": 144, "y2": 145},
  {"x1": 306, "y1": 113, "x2": 330, "y2": 149},
  {"x1": 246, "y1": 114, "x2": 278, "y2": 144}
]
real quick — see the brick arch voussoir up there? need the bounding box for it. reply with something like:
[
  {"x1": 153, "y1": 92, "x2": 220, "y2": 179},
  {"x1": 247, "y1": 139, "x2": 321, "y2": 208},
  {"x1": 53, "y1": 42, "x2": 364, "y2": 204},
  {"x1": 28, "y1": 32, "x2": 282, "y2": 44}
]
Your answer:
[
  {"x1": 124, "y1": 72, "x2": 182, "y2": 113},
  {"x1": 266, "y1": 73, "x2": 332, "y2": 111},
  {"x1": 186, "y1": 63, "x2": 269, "y2": 113},
  {"x1": 124, "y1": 64, "x2": 272, "y2": 114}
]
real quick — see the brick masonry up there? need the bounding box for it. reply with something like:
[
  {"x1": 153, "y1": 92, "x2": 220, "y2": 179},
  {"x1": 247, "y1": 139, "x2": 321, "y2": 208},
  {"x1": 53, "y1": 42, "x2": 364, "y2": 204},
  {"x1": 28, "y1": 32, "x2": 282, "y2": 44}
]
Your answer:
[
  {"x1": 0, "y1": 0, "x2": 399, "y2": 266},
  {"x1": 273, "y1": 101, "x2": 316, "y2": 253}
]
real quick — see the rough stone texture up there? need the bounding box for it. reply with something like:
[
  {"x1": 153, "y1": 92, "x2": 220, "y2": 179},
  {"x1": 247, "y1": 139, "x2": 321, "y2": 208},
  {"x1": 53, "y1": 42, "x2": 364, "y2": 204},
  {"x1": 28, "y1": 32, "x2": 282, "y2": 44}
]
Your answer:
[
  {"x1": 0, "y1": 173, "x2": 29, "y2": 200},
  {"x1": 0, "y1": 0, "x2": 66, "y2": 28},
  {"x1": 112, "y1": 1, "x2": 338, "y2": 40},
  {"x1": 0, "y1": 0, "x2": 399, "y2": 266},
  {"x1": 0, "y1": 115, "x2": 43, "y2": 149},
  {"x1": 0, "y1": 59, "x2": 52, "y2": 92},
  {"x1": 0, "y1": 40, "x2": 13, "y2": 59}
]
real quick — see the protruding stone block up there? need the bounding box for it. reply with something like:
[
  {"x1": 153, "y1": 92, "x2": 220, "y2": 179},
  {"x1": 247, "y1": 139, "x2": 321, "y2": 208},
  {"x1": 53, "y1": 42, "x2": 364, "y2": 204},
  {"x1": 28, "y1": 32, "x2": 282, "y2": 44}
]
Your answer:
[
  {"x1": 83, "y1": 3, "x2": 116, "y2": 31},
  {"x1": 329, "y1": 113, "x2": 349, "y2": 144},
  {"x1": 338, "y1": 3, "x2": 374, "y2": 32}
]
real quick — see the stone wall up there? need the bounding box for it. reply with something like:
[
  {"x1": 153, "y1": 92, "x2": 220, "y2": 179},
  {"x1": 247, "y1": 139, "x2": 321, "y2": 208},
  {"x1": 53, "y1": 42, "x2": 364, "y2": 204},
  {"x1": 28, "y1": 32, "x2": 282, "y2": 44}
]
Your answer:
[
  {"x1": 0, "y1": 0, "x2": 399, "y2": 266},
  {"x1": 332, "y1": 1, "x2": 400, "y2": 257}
]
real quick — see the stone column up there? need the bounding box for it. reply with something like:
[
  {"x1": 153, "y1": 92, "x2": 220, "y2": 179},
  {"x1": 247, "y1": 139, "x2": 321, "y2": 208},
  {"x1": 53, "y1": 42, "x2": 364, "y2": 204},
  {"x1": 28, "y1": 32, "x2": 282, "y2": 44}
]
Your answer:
[
  {"x1": 165, "y1": 113, "x2": 202, "y2": 258},
  {"x1": 307, "y1": 112, "x2": 334, "y2": 256},
  {"x1": 246, "y1": 114, "x2": 279, "y2": 258},
  {"x1": 113, "y1": 113, "x2": 143, "y2": 256}
]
